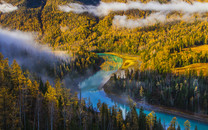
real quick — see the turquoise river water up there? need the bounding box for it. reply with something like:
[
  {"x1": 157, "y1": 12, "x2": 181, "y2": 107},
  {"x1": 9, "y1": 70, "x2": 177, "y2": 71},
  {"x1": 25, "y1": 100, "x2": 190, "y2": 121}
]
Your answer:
[{"x1": 78, "y1": 53, "x2": 208, "y2": 130}]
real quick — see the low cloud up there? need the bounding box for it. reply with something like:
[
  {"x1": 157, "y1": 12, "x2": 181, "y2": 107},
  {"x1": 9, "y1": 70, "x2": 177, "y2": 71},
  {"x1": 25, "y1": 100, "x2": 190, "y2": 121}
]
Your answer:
[
  {"x1": 0, "y1": 28, "x2": 70, "y2": 76},
  {"x1": 59, "y1": 1, "x2": 208, "y2": 28},
  {"x1": 112, "y1": 12, "x2": 195, "y2": 28},
  {"x1": 0, "y1": 0, "x2": 18, "y2": 13},
  {"x1": 59, "y1": 1, "x2": 208, "y2": 17},
  {"x1": 113, "y1": 12, "x2": 167, "y2": 28}
]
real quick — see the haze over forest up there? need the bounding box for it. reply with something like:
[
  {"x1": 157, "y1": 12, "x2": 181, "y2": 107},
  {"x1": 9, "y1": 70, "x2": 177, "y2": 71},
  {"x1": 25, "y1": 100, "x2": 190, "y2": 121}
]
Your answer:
[{"x1": 0, "y1": 0, "x2": 208, "y2": 130}]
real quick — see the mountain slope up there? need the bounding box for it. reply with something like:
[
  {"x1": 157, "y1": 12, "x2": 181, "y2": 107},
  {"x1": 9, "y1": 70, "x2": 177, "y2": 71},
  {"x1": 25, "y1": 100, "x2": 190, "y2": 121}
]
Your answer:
[{"x1": 1, "y1": 0, "x2": 208, "y2": 73}]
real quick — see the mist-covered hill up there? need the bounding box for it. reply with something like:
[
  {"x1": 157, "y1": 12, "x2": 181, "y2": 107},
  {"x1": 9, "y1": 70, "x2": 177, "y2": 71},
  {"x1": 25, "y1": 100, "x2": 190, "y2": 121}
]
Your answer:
[
  {"x1": 1, "y1": 0, "x2": 208, "y2": 74},
  {"x1": 0, "y1": 1, "x2": 208, "y2": 129}
]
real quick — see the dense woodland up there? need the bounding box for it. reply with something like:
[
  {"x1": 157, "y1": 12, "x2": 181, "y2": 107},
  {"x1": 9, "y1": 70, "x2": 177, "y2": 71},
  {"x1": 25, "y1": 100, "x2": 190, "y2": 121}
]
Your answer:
[
  {"x1": 1, "y1": 0, "x2": 208, "y2": 74},
  {"x1": 20, "y1": 47, "x2": 102, "y2": 79},
  {"x1": 104, "y1": 69, "x2": 208, "y2": 114},
  {"x1": 0, "y1": 0, "x2": 208, "y2": 129},
  {"x1": 0, "y1": 53, "x2": 196, "y2": 130}
]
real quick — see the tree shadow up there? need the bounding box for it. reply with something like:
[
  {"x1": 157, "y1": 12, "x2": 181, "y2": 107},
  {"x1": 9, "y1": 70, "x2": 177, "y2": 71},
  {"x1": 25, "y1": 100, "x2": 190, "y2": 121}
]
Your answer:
[
  {"x1": 77, "y1": 0, "x2": 101, "y2": 5},
  {"x1": 26, "y1": 0, "x2": 46, "y2": 8}
]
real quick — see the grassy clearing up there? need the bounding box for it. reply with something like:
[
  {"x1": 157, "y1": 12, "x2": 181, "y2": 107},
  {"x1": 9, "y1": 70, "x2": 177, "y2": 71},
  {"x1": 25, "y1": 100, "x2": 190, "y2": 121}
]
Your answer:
[
  {"x1": 105, "y1": 52, "x2": 141, "y2": 69},
  {"x1": 173, "y1": 63, "x2": 208, "y2": 76},
  {"x1": 172, "y1": 45, "x2": 208, "y2": 76},
  {"x1": 183, "y1": 45, "x2": 208, "y2": 53}
]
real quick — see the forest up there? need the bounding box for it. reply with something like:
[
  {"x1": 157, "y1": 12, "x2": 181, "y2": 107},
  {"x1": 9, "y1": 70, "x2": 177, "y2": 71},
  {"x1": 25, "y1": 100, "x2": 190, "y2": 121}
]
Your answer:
[
  {"x1": 0, "y1": 0, "x2": 208, "y2": 129},
  {"x1": 104, "y1": 68, "x2": 208, "y2": 114},
  {"x1": 1, "y1": 0, "x2": 208, "y2": 74},
  {"x1": 0, "y1": 52, "x2": 194, "y2": 130}
]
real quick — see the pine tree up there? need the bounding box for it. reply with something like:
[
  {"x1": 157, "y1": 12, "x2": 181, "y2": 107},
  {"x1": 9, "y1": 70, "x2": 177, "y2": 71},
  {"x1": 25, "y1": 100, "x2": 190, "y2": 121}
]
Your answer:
[
  {"x1": 177, "y1": 125, "x2": 181, "y2": 130},
  {"x1": 44, "y1": 84, "x2": 58, "y2": 130},
  {"x1": 140, "y1": 86, "x2": 144, "y2": 98},
  {"x1": 138, "y1": 107, "x2": 146, "y2": 130},
  {"x1": 168, "y1": 117, "x2": 177, "y2": 130},
  {"x1": 184, "y1": 120, "x2": 191, "y2": 130},
  {"x1": 116, "y1": 109, "x2": 123, "y2": 129},
  {"x1": 146, "y1": 111, "x2": 156, "y2": 130},
  {"x1": 0, "y1": 88, "x2": 14, "y2": 129}
]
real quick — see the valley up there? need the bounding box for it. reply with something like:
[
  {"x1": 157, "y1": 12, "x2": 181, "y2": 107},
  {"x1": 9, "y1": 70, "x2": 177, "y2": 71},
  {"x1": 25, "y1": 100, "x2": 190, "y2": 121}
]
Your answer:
[{"x1": 0, "y1": 0, "x2": 208, "y2": 129}]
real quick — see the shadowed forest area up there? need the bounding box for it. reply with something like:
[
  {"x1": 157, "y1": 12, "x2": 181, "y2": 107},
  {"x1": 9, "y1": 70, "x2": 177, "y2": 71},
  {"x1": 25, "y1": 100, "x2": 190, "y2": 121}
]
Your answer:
[
  {"x1": 0, "y1": 52, "x2": 195, "y2": 130},
  {"x1": 0, "y1": 0, "x2": 208, "y2": 129}
]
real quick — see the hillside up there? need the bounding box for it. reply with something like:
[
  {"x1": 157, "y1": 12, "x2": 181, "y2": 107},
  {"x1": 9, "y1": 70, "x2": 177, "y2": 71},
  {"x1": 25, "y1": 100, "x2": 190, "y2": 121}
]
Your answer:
[
  {"x1": 0, "y1": 0, "x2": 208, "y2": 129},
  {"x1": 1, "y1": 0, "x2": 208, "y2": 75},
  {"x1": 0, "y1": 53, "x2": 167, "y2": 130}
]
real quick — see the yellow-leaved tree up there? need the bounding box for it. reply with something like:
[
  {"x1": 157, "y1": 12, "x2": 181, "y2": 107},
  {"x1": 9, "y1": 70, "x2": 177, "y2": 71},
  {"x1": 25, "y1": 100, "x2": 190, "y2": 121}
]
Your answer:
[
  {"x1": 184, "y1": 120, "x2": 191, "y2": 130},
  {"x1": 45, "y1": 84, "x2": 58, "y2": 130},
  {"x1": 146, "y1": 111, "x2": 156, "y2": 130}
]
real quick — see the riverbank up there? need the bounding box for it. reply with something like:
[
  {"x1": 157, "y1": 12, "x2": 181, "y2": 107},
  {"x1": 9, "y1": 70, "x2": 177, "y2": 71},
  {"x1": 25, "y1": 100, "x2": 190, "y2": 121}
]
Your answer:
[
  {"x1": 105, "y1": 91, "x2": 208, "y2": 124},
  {"x1": 103, "y1": 52, "x2": 208, "y2": 124},
  {"x1": 67, "y1": 54, "x2": 105, "y2": 93},
  {"x1": 105, "y1": 52, "x2": 141, "y2": 69}
]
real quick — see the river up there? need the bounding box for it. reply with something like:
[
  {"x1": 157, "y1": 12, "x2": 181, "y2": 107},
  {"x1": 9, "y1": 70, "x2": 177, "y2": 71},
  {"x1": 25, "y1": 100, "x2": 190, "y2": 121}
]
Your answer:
[{"x1": 78, "y1": 53, "x2": 208, "y2": 130}]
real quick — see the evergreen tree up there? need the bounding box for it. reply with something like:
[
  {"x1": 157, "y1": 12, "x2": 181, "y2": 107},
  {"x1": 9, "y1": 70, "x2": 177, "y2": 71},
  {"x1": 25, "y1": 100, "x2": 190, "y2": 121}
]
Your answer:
[{"x1": 184, "y1": 120, "x2": 191, "y2": 130}]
